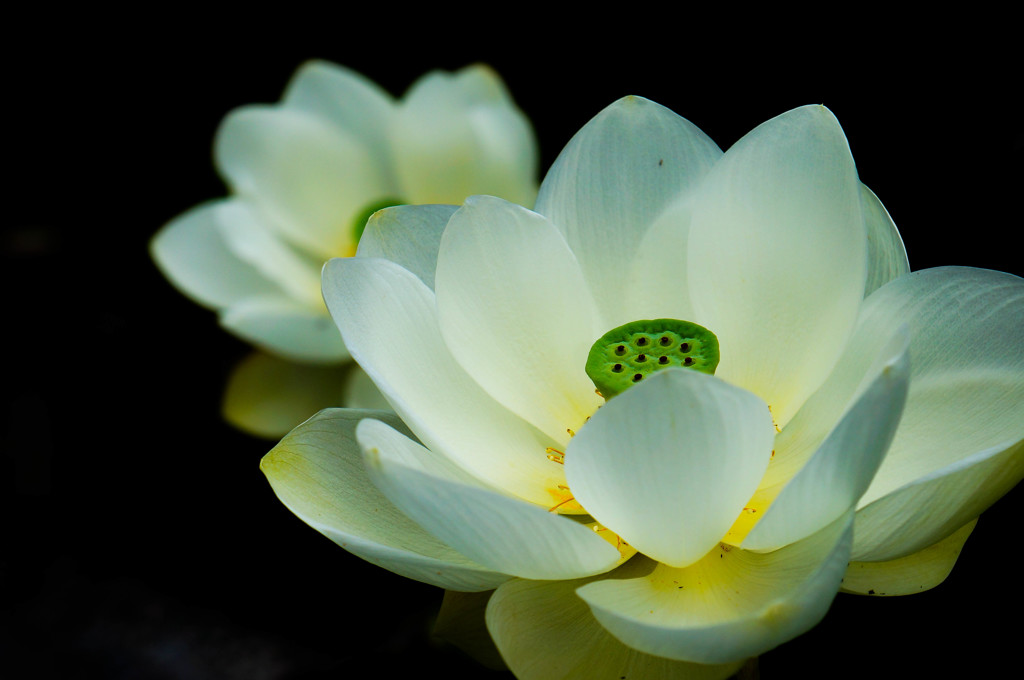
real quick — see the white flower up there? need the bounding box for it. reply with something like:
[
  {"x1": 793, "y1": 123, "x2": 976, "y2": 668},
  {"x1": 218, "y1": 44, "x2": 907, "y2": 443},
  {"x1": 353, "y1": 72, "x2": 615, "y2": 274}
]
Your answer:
[
  {"x1": 150, "y1": 61, "x2": 538, "y2": 435},
  {"x1": 261, "y1": 98, "x2": 1023, "y2": 678}
]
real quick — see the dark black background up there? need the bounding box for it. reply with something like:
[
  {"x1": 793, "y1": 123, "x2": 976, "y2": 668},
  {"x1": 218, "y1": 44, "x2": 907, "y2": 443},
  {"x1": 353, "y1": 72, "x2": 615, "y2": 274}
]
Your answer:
[{"x1": 5, "y1": 17, "x2": 1021, "y2": 680}]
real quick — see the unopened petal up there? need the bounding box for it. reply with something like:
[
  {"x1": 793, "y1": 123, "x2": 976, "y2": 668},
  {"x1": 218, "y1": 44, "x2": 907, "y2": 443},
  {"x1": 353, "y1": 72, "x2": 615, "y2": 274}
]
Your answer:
[{"x1": 260, "y1": 409, "x2": 508, "y2": 591}]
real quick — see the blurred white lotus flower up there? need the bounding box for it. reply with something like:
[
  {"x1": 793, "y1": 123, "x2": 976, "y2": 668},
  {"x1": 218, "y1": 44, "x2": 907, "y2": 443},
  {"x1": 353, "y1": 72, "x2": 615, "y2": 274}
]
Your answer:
[
  {"x1": 150, "y1": 61, "x2": 538, "y2": 436},
  {"x1": 261, "y1": 98, "x2": 1023, "y2": 678}
]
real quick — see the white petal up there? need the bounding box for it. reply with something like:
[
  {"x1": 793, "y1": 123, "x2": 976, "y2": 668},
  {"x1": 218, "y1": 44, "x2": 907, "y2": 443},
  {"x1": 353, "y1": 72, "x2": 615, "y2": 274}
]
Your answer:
[
  {"x1": 355, "y1": 203, "x2": 458, "y2": 290},
  {"x1": 855, "y1": 267, "x2": 1024, "y2": 508},
  {"x1": 535, "y1": 96, "x2": 722, "y2": 329},
  {"x1": 214, "y1": 199, "x2": 323, "y2": 307},
  {"x1": 222, "y1": 350, "x2": 347, "y2": 438},
  {"x1": 260, "y1": 409, "x2": 508, "y2": 591},
  {"x1": 150, "y1": 199, "x2": 280, "y2": 309},
  {"x1": 577, "y1": 512, "x2": 854, "y2": 664},
  {"x1": 322, "y1": 256, "x2": 567, "y2": 505},
  {"x1": 842, "y1": 519, "x2": 977, "y2": 596},
  {"x1": 741, "y1": 331, "x2": 910, "y2": 550},
  {"x1": 282, "y1": 60, "x2": 396, "y2": 166},
  {"x1": 391, "y1": 65, "x2": 538, "y2": 207},
  {"x1": 566, "y1": 370, "x2": 775, "y2": 567},
  {"x1": 623, "y1": 195, "x2": 699, "y2": 322},
  {"x1": 221, "y1": 295, "x2": 346, "y2": 363},
  {"x1": 215, "y1": 105, "x2": 391, "y2": 259},
  {"x1": 436, "y1": 196, "x2": 603, "y2": 441},
  {"x1": 687, "y1": 105, "x2": 867, "y2": 426},
  {"x1": 357, "y1": 419, "x2": 620, "y2": 580},
  {"x1": 486, "y1": 571, "x2": 744, "y2": 680},
  {"x1": 861, "y1": 184, "x2": 909, "y2": 296},
  {"x1": 852, "y1": 438, "x2": 1023, "y2": 561}
]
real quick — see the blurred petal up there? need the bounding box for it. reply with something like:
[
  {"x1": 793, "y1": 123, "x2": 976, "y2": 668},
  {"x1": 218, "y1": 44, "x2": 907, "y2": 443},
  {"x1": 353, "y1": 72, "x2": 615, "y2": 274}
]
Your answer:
[
  {"x1": 432, "y1": 591, "x2": 507, "y2": 671},
  {"x1": 740, "y1": 331, "x2": 909, "y2": 550},
  {"x1": 392, "y1": 65, "x2": 537, "y2": 207},
  {"x1": 852, "y1": 439, "x2": 1023, "y2": 561},
  {"x1": 357, "y1": 419, "x2": 620, "y2": 580},
  {"x1": 342, "y1": 365, "x2": 391, "y2": 411},
  {"x1": 566, "y1": 370, "x2": 774, "y2": 568},
  {"x1": 436, "y1": 196, "x2": 603, "y2": 441},
  {"x1": 322, "y1": 256, "x2": 569, "y2": 505},
  {"x1": 355, "y1": 203, "x2": 458, "y2": 290},
  {"x1": 150, "y1": 200, "x2": 280, "y2": 309},
  {"x1": 577, "y1": 512, "x2": 853, "y2": 664},
  {"x1": 215, "y1": 105, "x2": 391, "y2": 258},
  {"x1": 535, "y1": 96, "x2": 722, "y2": 329},
  {"x1": 221, "y1": 295, "x2": 346, "y2": 363},
  {"x1": 486, "y1": 568, "x2": 744, "y2": 680},
  {"x1": 842, "y1": 519, "x2": 977, "y2": 596},
  {"x1": 688, "y1": 105, "x2": 866, "y2": 426},
  {"x1": 861, "y1": 184, "x2": 909, "y2": 296},
  {"x1": 260, "y1": 409, "x2": 508, "y2": 591},
  {"x1": 222, "y1": 350, "x2": 347, "y2": 438}
]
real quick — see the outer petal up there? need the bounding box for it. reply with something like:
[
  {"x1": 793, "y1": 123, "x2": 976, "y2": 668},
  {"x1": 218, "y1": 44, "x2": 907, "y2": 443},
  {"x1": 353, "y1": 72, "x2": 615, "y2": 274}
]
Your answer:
[
  {"x1": 355, "y1": 203, "x2": 458, "y2": 290},
  {"x1": 322, "y1": 256, "x2": 567, "y2": 505},
  {"x1": 220, "y1": 295, "x2": 346, "y2": 363},
  {"x1": 150, "y1": 200, "x2": 280, "y2": 309},
  {"x1": 436, "y1": 196, "x2": 603, "y2": 441},
  {"x1": 260, "y1": 409, "x2": 508, "y2": 591},
  {"x1": 215, "y1": 105, "x2": 391, "y2": 259},
  {"x1": 566, "y1": 370, "x2": 775, "y2": 568},
  {"x1": 281, "y1": 60, "x2": 396, "y2": 168},
  {"x1": 861, "y1": 184, "x2": 909, "y2": 297},
  {"x1": 391, "y1": 65, "x2": 538, "y2": 207},
  {"x1": 222, "y1": 350, "x2": 347, "y2": 438},
  {"x1": 740, "y1": 331, "x2": 910, "y2": 550},
  {"x1": 535, "y1": 96, "x2": 722, "y2": 329},
  {"x1": 357, "y1": 419, "x2": 620, "y2": 580},
  {"x1": 576, "y1": 512, "x2": 854, "y2": 664},
  {"x1": 841, "y1": 519, "x2": 977, "y2": 596},
  {"x1": 851, "y1": 439, "x2": 1023, "y2": 561},
  {"x1": 855, "y1": 267, "x2": 1024, "y2": 507},
  {"x1": 486, "y1": 571, "x2": 744, "y2": 680},
  {"x1": 687, "y1": 105, "x2": 867, "y2": 427}
]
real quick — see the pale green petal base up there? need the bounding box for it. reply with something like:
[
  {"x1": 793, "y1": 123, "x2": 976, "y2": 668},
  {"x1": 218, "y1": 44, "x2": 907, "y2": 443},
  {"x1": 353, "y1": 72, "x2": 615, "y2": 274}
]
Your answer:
[
  {"x1": 432, "y1": 590, "x2": 507, "y2": 671},
  {"x1": 841, "y1": 519, "x2": 977, "y2": 596}
]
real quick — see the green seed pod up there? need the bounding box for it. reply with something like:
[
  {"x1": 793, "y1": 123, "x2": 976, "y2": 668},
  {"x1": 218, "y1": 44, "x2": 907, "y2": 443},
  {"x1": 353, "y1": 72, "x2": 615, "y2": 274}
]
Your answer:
[{"x1": 585, "y1": 319, "x2": 720, "y2": 399}]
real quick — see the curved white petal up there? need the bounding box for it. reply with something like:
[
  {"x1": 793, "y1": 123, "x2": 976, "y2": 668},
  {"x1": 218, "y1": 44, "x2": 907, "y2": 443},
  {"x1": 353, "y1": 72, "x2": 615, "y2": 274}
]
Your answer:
[
  {"x1": 220, "y1": 295, "x2": 346, "y2": 363},
  {"x1": 855, "y1": 267, "x2": 1024, "y2": 507},
  {"x1": 215, "y1": 105, "x2": 391, "y2": 259},
  {"x1": 222, "y1": 350, "x2": 347, "y2": 438},
  {"x1": 150, "y1": 200, "x2": 280, "y2": 309},
  {"x1": 486, "y1": 570, "x2": 744, "y2": 680},
  {"x1": 355, "y1": 203, "x2": 458, "y2": 290},
  {"x1": 566, "y1": 370, "x2": 775, "y2": 567},
  {"x1": 623, "y1": 195, "x2": 699, "y2": 322},
  {"x1": 741, "y1": 331, "x2": 910, "y2": 550},
  {"x1": 214, "y1": 199, "x2": 323, "y2": 307},
  {"x1": 436, "y1": 196, "x2": 603, "y2": 441},
  {"x1": 357, "y1": 419, "x2": 620, "y2": 580},
  {"x1": 687, "y1": 105, "x2": 867, "y2": 427},
  {"x1": 577, "y1": 511, "x2": 854, "y2": 664},
  {"x1": 322, "y1": 256, "x2": 566, "y2": 504},
  {"x1": 852, "y1": 439, "x2": 1023, "y2": 561},
  {"x1": 861, "y1": 184, "x2": 909, "y2": 297},
  {"x1": 260, "y1": 409, "x2": 508, "y2": 591},
  {"x1": 282, "y1": 60, "x2": 396, "y2": 167},
  {"x1": 391, "y1": 65, "x2": 537, "y2": 207},
  {"x1": 535, "y1": 96, "x2": 722, "y2": 329},
  {"x1": 842, "y1": 519, "x2": 977, "y2": 596}
]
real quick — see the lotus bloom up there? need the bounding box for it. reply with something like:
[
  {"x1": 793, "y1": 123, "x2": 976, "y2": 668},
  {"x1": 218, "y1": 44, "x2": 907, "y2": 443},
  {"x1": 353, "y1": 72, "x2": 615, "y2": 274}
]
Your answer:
[
  {"x1": 261, "y1": 98, "x2": 1023, "y2": 678},
  {"x1": 150, "y1": 61, "x2": 538, "y2": 436}
]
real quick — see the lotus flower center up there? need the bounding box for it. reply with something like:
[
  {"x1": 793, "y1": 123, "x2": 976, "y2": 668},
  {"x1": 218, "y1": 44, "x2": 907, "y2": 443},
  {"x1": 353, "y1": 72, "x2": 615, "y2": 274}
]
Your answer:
[{"x1": 585, "y1": 318, "x2": 720, "y2": 399}]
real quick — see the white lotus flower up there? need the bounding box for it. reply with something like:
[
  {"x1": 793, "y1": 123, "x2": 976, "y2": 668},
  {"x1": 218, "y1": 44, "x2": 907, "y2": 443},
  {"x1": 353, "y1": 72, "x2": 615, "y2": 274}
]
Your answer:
[
  {"x1": 150, "y1": 61, "x2": 538, "y2": 436},
  {"x1": 261, "y1": 98, "x2": 1024, "y2": 678}
]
